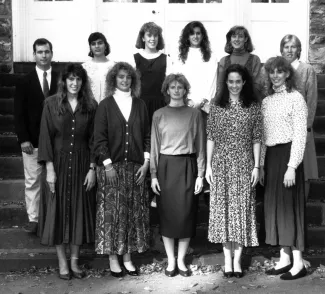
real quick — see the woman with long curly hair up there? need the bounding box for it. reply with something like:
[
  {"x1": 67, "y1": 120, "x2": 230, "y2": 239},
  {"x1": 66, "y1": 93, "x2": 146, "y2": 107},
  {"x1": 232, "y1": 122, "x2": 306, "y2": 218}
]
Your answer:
[
  {"x1": 94, "y1": 62, "x2": 151, "y2": 278},
  {"x1": 38, "y1": 63, "x2": 97, "y2": 280},
  {"x1": 172, "y1": 21, "x2": 218, "y2": 110}
]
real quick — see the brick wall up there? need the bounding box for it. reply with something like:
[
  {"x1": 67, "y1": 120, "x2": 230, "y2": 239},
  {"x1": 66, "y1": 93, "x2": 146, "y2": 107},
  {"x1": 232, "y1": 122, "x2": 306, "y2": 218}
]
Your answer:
[{"x1": 0, "y1": 0, "x2": 12, "y2": 73}]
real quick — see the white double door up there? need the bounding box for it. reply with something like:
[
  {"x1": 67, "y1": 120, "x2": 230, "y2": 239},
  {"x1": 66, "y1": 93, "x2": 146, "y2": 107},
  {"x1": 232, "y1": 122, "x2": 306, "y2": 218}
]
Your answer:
[{"x1": 13, "y1": 0, "x2": 309, "y2": 63}]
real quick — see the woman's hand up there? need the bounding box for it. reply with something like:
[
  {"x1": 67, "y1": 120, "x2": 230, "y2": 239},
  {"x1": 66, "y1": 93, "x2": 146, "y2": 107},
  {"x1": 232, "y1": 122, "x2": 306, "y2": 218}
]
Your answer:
[
  {"x1": 259, "y1": 166, "x2": 265, "y2": 186},
  {"x1": 151, "y1": 178, "x2": 160, "y2": 195},
  {"x1": 251, "y1": 167, "x2": 259, "y2": 188},
  {"x1": 205, "y1": 165, "x2": 214, "y2": 185},
  {"x1": 194, "y1": 177, "x2": 203, "y2": 195},
  {"x1": 84, "y1": 169, "x2": 96, "y2": 191},
  {"x1": 283, "y1": 167, "x2": 296, "y2": 188},
  {"x1": 46, "y1": 169, "x2": 56, "y2": 193},
  {"x1": 105, "y1": 164, "x2": 118, "y2": 186},
  {"x1": 136, "y1": 161, "x2": 149, "y2": 185}
]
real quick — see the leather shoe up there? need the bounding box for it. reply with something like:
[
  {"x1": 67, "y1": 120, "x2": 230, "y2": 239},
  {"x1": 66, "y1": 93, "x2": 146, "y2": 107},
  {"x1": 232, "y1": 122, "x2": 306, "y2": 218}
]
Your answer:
[
  {"x1": 59, "y1": 272, "x2": 72, "y2": 280},
  {"x1": 123, "y1": 266, "x2": 139, "y2": 276},
  {"x1": 280, "y1": 267, "x2": 307, "y2": 280},
  {"x1": 178, "y1": 268, "x2": 191, "y2": 277},
  {"x1": 233, "y1": 271, "x2": 243, "y2": 278},
  {"x1": 110, "y1": 270, "x2": 124, "y2": 278},
  {"x1": 165, "y1": 267, "x2": 177, "y2": 277},
  {"x1": 71, "y1": 270, "x2": 86, "y2": 279},
  {"x1": 223, "y1": 271, "x2": 233, "y2": 278},
  {"x1": 23, "y1": 222, "x2": 38, "y2": 234},
  {"x1": 265, "y1": 264, "x2": 292, "y2": 275}
]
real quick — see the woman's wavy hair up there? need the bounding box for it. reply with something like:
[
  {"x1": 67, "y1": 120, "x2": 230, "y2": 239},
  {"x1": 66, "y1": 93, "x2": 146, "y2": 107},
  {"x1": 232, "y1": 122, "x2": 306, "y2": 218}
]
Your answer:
[
  {"x1": 161, "y1": 73, "x2": 191, "y2": 105},
  {"x1": 216, "y1": 64, "x2": 257, "y2": 108},
  {"x1": 264, "y1": 56, "x2": 297, "y2": 95},
  {"x1": 135, "y1": 22, "x2": 165, "y2": 50},
  {"x1": 280, "y1": 34, "x2": 302, "y2": 60},
  {"x1": 224, "y1": 26, "x2": 254, "y2": 54},
  {"x1": 54, "y1": 63, "x2": 97, "y2": 115},
  {"x1": 178, "y1": 21, "x2": 211, "y2": 64},
  {"x1": 106, "y1": 62, "x2": 141, "y2": 98},
  {"x1": 88, "y1": 32, "x2": 110, "y2": 57}
]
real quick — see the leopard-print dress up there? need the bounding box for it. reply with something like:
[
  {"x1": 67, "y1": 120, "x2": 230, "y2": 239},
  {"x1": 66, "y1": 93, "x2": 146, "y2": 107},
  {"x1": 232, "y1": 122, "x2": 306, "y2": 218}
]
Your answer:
[{"x1": 207, "y1": 102, "x2": 262, "y2": 247}]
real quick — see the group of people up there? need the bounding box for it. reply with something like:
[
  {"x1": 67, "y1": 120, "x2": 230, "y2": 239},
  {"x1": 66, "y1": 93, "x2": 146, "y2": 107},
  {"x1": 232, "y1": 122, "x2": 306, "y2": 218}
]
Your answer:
[{"x1": 14, "y1": 20, "x2": 318, "y2": 281}]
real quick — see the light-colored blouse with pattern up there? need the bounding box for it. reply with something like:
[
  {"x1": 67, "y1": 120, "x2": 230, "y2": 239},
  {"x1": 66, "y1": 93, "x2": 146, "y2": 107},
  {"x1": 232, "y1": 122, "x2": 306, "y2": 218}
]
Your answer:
[{"x1": 261, "y1": 84, "x2": 307, "y2": 169}]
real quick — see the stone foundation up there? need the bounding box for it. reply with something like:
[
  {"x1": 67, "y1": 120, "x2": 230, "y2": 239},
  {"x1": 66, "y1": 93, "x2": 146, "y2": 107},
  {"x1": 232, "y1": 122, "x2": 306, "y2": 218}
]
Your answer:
[{"x1": 0, "y1": 0, "x2": 12, "y2": 73}]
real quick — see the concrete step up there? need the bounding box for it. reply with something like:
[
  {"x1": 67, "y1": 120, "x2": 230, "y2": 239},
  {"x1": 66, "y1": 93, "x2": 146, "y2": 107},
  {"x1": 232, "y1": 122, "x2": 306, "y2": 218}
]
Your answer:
[
  {"x1": 318, "y1": 88, "x2": 325, "y2": 100},
  {"x1": 0, "y1": 98, "x2": 14, "y2": 115},
  {"x1": 314, "y1": 116, "x2": 325, "y2": 135},
  {"x1": 309, "y1": 180, "x2": 325, "y2": 200},
  {"x1": 0, "y1": 134, "x2": 20, "y2": 155},
  {"x1": 0, "y1": 114, "x2": 14, "y2": 133},
  {"x1": 315, "y1": 135, "x2": 325, "y2": 156},
  {"x1": 306, "y1": 201, "x2": 325, "y2": 226},
  {"x1": 318, "y1": 156, "x2": 325, "y2": 177},
  {"x1": 0, "y1": 156, "x2": 24, "y2": 179},
  {"x1": 0, "y1": 86, "x2": 15, "y2": 99},
  {"x1": 316, "y1": 100, "x2": 325, "y2": 116},
  {"x1": 0, "y1": 73, "x2": 21, "y2": 87},
  {"x1": 0, "y1": 179, "x2": 24, "y2": 202},
  {"x1": 317, "y1": 74, "x2": 325, "y2": 88}
]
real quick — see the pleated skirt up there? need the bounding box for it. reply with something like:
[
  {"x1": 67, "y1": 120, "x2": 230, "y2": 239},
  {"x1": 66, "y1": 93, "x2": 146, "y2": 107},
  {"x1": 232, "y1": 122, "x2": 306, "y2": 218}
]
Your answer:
[
  {"x1": 264, "y1": 143, "x2": 305, "y2": 251},
  {"x1": 157, "y1": 154, "x2": 198, "y2": 239}
]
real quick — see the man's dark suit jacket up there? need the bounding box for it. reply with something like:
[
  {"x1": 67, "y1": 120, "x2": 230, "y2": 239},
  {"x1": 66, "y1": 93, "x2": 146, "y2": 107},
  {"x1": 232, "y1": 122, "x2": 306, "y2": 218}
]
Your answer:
[{"x1": 14, "y1": 68, "x2": 59, "y2": 148}]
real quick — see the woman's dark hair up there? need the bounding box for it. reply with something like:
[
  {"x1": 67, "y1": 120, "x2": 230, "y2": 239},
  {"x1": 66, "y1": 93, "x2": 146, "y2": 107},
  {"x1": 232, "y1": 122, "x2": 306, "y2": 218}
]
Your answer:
[
  {"x1": 224, "y1": 26, "x2": 254, "y2": 54},
  {"x1": 178, "y1": 21, "x2": 211, "y2": 64},
  {"x1": 106, "y1": 62, "x2": 141, "y2": 98},
  {"x1": 216, "y1": 64, "x2": 257, "y2": 108},
  {"x1": 88, "y1": 32, "x2": 110, "y2": 57},
  {"x1": 54, "y1": 63, "x2": 97, "y2": 115},
  {"x1": 280, "y1": 34, "x2": 302, "y2": 60},
  {"x1": 135, "y1": 22, "x2": 165, "y2": 50},
  {"x1": 161, "y1": 73, "x2": 190, "y2": 104},
  {"x1": 264, "y1": 56, "x2": 297, "y2": 95}
]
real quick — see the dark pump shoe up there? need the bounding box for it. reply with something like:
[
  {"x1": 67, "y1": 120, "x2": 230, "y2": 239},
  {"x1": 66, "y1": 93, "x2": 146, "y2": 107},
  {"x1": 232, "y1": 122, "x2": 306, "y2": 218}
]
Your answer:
[
  {"x1": 59, "y1": 272, "x2": 72, "y2": 280},
  {"x1": 123, "y1": 266, "x2": 139, "y2": 276},
  {"x1": 280, "y1": 267, "x2": 307, "y2": 280},
  {"x1": 110, "y1": 270, "x2": 124, "y2": 278},
  {"x1": 23, "y1": 222, "x2": 38, "y2": 234},
  {"x1": 71, "y1": 270, "x2": 86, "y2": 279},
  {"x1": 233, "y1": 271, "x2": 243, "y2": 278},
  {"x1": 165, "y1": 267, "x2": 177, "y2": 277},
  {"x1": 265, "y1": 264, "x2": 292, "y2": 275},
  {"x1": 223, "y1": 271, "x2": 233, "y2": 278},
  {"x1": 178, "y1": 268, "x2": 191, "y2": 277}
]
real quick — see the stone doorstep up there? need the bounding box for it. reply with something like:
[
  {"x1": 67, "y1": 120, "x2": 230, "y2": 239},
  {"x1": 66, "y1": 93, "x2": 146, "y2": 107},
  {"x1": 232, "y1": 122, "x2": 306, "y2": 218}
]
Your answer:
[
  {"x1": 0, "y1": 114, "x2": 14, "y2": 133},
  {"x1": 317, "y1": 88, "x2": 325, "y2": 100},
  {"x1": 314, "y1": 116, "x2": 325, "y2": 135},
  {"x1": 0, "y1": 134, "x2": 20, "y2": 156},
  {"x1": 0, "y1": 98, "x2": 14, "y2": 115},
  {"x1": 316, "y1": 100, "x2": 325, "y2": 116},
  {"x1": 0, "y1": 156, "x2": 24, "y2": 179},
  {"x1": 0, "y1": 86, "x2": 15, "y2": 99}
]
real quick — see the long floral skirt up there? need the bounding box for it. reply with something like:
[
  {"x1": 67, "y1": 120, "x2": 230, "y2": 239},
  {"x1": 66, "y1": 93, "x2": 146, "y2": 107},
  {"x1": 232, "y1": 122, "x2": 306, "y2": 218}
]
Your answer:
[{"x1": 95, "y1": 162, "x2": 150, "y2": 255}]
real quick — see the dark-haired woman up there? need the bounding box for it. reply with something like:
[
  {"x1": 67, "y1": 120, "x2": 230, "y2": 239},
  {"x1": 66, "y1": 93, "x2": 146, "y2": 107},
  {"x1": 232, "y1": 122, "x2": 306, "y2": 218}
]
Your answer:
[
  {"x1": 206, "y1": 64, "x2": 262, "y2": 278},
  {"x1": 94, "y1": 62, "x2": 150, "y2": 278},
  {"x1": 217, "y1": 26, "x2": 261, "y2": 100},
  {"x1": 82, "y1": 32, "x2": 115, "y2": 103},
  {"x1": 38, "y1": 64, "x2": 97, "y2": 280},
  {"x1": 173, "y1": 21, "x2": 218, "y2": 109},
  {"x1": 260, "y1": 56, "x2": 307, "y2": 280}
]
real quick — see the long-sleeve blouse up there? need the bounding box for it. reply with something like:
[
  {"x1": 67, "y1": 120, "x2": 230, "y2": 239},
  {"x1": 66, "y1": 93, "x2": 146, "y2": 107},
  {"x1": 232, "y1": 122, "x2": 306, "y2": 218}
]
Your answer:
[
  {"x1": 261, "y1": 85, "x2": 307, "y2": 169},
  {"x1": 150, "y1": 105, "x2": 205, "y2": 179},
  {"x1": 94, "y1": 95, "x2": 150, "y2": 166}
]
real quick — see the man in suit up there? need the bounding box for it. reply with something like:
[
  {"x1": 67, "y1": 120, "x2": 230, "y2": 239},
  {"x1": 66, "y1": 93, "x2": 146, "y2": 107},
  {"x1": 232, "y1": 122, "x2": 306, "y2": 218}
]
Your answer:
[{"x1": 14, "y1": 38, "x2": 58, "y2": 234}]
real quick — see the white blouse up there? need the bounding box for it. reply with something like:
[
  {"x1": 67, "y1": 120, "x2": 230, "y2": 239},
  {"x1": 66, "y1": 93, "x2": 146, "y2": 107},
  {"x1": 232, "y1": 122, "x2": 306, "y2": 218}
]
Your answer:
[{"x1": 261, "y1": 84, "x2": 307, "y2": 169}]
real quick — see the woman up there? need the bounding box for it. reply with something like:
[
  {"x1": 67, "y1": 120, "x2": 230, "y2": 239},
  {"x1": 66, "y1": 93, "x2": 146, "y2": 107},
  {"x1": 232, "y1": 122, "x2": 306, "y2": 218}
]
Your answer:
[
  {"x1": 151, "y1": 73, "x2": 205, "y2": 277},
  {"x1": 217, "y1": 26, "x2": 261, "y2": 100},
  {"x1": 206, "y1": 64, "x2": 261, "y2": 278},
  {"x1": 82, "y1": 32, "x2": 115, "y2": 103},
  {"x1": 38, "y1": 64, "x2": 97, "y2": 280},
  {"x1": 260, "y1": 56, "x2": 308, "y2": 280},
  {"x1": 280, "y1": 34, "x2": 318, "y2": 199},
  {"x1": 172, "y1": 21, "x2": 218, "y2": 110},
  {"x1": 94, "y1": 62, "x2": 150, "y2": 278}
]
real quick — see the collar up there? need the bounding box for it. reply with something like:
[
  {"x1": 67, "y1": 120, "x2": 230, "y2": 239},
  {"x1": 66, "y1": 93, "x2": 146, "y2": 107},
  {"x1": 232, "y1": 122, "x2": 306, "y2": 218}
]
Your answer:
[
  {"x1": 273, "y1": 84, "x2": 287, "y2": 93},
  {"x1": 35, "y1": 65, "x2": 52, "y2": 75},
  {"x1": 114, "y1": 88, "x2": 132, "y2": 100}
]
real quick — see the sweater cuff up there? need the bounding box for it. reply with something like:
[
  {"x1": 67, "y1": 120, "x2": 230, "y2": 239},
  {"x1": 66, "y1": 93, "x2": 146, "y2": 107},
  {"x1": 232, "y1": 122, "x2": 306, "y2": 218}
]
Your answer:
[{"x1": 198, "y1": 170, "x2": 205, "y2": 178}]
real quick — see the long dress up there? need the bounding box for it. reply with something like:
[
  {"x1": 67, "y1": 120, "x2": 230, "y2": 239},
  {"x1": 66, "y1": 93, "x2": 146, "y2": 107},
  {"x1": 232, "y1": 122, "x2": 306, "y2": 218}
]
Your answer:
[
  {"x1": 134, "y1": 51, "x2": 167, "y2": 126},
  {"x1": 38, "y1": 96, "x2": 97, "y2": 246},
  {"x1": 207, "y1": 102, "x2": 262, "y2": 247}
]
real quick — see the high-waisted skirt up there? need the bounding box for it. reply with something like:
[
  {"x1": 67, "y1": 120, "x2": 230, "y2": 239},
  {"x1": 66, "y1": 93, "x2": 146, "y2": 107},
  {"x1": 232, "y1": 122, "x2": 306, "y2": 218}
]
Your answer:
[
  {"x1": 157, "y1": 153, "x2": 198, "y2": 239},
  {"x1": 264, "y1": 143, "x2": 305, "y2": 251}
]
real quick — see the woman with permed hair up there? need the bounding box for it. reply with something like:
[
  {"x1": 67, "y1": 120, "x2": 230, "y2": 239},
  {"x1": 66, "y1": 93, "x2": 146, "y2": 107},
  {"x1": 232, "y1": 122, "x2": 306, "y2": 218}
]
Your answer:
[
  {"x1": 38, "y1": 64, "x2": 97, "y2": 280},
  {"x1": 260, "y1": 56, "x2": 308, "y2": 280},
  {"x1": 82, "y1": 32, "x2": 115, "y2": 103},
  {"x1": 94, "y1": 62, "x2": 151, "y2": 278},
  {"x1": 216, "y1": 26, "x2": 261, "y2": 100},
  {"x1": 150, "y1": 73, "x2": 205, "y2": 277},
  {"x1": 172, "y1": 21, "x2": 218, "y2": 110},
  {"x1": 206, "y1": 64, "x2": 261, "y2": 278}
]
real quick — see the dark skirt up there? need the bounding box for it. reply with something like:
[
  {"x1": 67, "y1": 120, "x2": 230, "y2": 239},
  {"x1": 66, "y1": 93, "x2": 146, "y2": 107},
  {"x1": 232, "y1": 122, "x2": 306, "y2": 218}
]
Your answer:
[
  {"x1": 264, "y1": 143, "x2": 305, "y2": 251},
  {"x1": 157, "y1": 154, "x2": 198, "y2": 239}
]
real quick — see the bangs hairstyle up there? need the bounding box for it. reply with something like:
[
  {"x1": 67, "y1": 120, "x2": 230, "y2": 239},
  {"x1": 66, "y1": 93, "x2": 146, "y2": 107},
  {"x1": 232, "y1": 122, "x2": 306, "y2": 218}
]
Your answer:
[
  {"x1": 33, "y1": 38, "x2": 53, "y2": 53},
  {"x1": 224, "y1": 26, "x2": 254, "y2": 54},
  {"x1": 54, "y1": 63, "x2": 97, "y2": 115},
  {"x1": 106, "y1": 62, "x2": 141, "y2": 98},
  {"x1": 88, "y1": 32, "x2": 110, "y2": 57},
  {"x1": 216, "y1": 64, "x2": 257, "y2": 108},
  {"x1": 161, "y1": 73, "x2": 191, "y2": 104},
  {"x1": 264, "y1": 56, "x2": 297, "y2": 95},
  {"x1": 135, "y1": 22, "x2": 165, "y2": 50},
  {"x1": 280, "y1": 34, "x2": 302, "y2": 60},
  {"x1": 178, "y1": 21, "x2": 212, "y2": 64}
]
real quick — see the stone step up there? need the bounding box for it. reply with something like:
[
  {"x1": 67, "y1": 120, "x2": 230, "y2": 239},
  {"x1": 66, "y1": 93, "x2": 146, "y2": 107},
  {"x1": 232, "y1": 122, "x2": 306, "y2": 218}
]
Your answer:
[
  {"x1": 318, "y1": 88, "x2": 325, "y2": 100},
  {"x1": 0, "y1": 134, "x2": 20, "y2": 155},
  {"x1": 316, "y1": 100, "x2": 325, "y2": 116},
  {"x1": 317, "y1": 74, "x2": 325, "y2": 88},
  {"x1": 0, "y1": 98, "x2": 14, "y2": 115},
  {"x1": 315, "y1": 135, "x2": 325, "y2": 156},
  {"x1": 318, "y1": 156, "x2": 325, "y2": 177},
  {"x1": 0, "y1": 114, "x2": 14, "y2": 133},
  {"x1": 309, "y1": 180, "x2": 325, "y2": 200},
  {"x1": 0, "y1": 179, "x2": 25, "y2": 202},
  {"x1": 0, "y1": 156, "x2": 24, "y2": 179},
  {"x1": 0, "y1": 86, "x2": 15, "y2": 99},
  {"x1": 306, "y1": 201, "x2": 325, "y2": 226},
  {"x1": 314, "y1": 116, "x2": 325, "y2": 135},
  {"x1": 0, "y1": 73, "x2": 21, "y2": 87}
]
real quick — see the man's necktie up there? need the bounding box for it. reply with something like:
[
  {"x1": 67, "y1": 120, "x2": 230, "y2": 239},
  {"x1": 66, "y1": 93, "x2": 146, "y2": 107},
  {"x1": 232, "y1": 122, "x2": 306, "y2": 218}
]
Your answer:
[{"x1": 43, "y1": 71, "x2": 50, "y2": 98}]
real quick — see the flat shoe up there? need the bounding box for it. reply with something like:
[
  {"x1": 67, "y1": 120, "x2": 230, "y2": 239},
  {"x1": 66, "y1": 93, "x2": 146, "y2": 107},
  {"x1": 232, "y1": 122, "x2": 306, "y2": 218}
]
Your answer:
[
  {"x1": 111, "y1": 270, "x2": 124, "y2": 278},
  {"x1": 71, "y1": 270, "x2": 86, "y2": 279},
  {"x1": 280, "y1": 267, "x2": 307, "y2": 280},
  {"x1": 165, "y1": 267, "x2": 177, "y2": 277},
  {"x1": 178, "y1": 268, "x2": 191, "y2": 277},
  {"x1": 223, "y1": 271, "x2": 233, "y2": 278},
  {"x1": 233, "y1": 271, "x2": 243, "y2": 278},
  {"x1": 265, "y1": 264, "x2": 292, "y2": 275},
  {"x1": 123, "y1": 266, "x2": 139, "y2": 276},
  {"x1": 59, "y1": 272, "x2": 72, "y2": 280}
]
